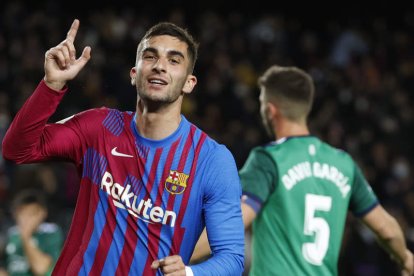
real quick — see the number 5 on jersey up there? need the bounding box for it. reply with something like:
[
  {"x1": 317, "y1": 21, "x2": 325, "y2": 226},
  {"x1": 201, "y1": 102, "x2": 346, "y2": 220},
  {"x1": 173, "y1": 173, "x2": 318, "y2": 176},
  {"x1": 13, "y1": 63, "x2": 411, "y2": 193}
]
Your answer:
[{"x1": 302, "y1": 194, "x2": 332, "y2": 265}]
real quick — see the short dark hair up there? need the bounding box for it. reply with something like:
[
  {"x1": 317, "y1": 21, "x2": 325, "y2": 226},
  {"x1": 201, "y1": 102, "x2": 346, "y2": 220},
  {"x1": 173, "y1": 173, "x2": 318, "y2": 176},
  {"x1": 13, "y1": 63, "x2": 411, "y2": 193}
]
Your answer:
[
  {"x1": 258, "y1": 65, "x2": 314, "y2": 121},
  {"x1": 11, "y1": 189, "x2": 47, "y2": 211},
  {"x1": 137, "y1": 22, "x2": 199, "y2": 73}
]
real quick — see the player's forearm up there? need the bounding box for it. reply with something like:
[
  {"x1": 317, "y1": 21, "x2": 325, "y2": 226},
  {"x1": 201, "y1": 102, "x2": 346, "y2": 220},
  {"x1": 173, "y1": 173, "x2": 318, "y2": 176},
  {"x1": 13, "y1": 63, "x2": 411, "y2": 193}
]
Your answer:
[
  {"x1": 190, "y1": 228, "x2": 211, "y2": 263},
  {"x1": 190, "y1": 251, "x2": 244, "y2": 276},
  {"x1": 190, "y1": 211, "x2": 245, "y2": 274},
  {"x1": 376, "y1": 215, "x2": 409, "y2": 267},
  {"x1": 191, "y1": 216, "x2": 245, "y2": 274},
  {"x1": 2, "y1": 80, "x2": 66, "y2": 163},
  {"x1": 21, "y1": 235, "x2": 53, "y2": 275}
]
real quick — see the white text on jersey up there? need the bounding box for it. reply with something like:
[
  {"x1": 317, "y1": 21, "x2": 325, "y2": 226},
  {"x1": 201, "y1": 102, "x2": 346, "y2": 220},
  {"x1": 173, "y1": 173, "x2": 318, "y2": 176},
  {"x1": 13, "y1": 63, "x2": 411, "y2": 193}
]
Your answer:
[
  {"x1": 281, "y1": 161, "x2": 350, "y2": 198},
  {"x1": 101, "y1": 171, "x2": 177, "y2": 227}
]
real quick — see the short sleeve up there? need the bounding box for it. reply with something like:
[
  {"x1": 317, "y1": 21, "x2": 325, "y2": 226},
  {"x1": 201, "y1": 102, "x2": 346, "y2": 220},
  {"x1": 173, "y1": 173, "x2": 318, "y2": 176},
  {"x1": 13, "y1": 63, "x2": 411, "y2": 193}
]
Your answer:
[
  {"x1": 239, "y1": 147, "x2": 278, "y2": 211},
  {"x1": 349, "y1": 164, "x2": 379, "y2": 217}
]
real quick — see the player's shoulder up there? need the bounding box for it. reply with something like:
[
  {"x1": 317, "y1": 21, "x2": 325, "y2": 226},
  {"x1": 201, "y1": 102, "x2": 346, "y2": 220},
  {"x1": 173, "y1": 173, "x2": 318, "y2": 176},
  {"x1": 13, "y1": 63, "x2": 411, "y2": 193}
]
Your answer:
[
  {"x1": 243, "y1": 143, "x2": 276, "y2": 164},
  {"x1": 260, "y1": 135, "x2": 354, "y2": 159},
  {"x1": 55, "y1": 106, "x2": 108, "y2": 123},
  {"x1": 186, "y1": 118, "x2": 221, "y2": 148},
  {"x1": 314, "y1": 138, "x2": 357, "y2": 168},
  {"x1": 188, "y1": 122, "x2": 235, "y2": 162},
  {"x1": 203, "y1": 132, "x2": 231, "y2": 153},
  {"x1": 253, "y1": 138, "x2": 287, "y2": 156},
  {"x1": 75, "y1": 107, "x2": 132, "y2": 119},
  {"x1": 320, "y1": 139, "x2": 353, "y2": 158},
  {"x1": 57, "y1": 107, "x2": 133, "y2": 126},
  {"x1": 203, "y1": 134, "x2": 228, "y2": 151}
]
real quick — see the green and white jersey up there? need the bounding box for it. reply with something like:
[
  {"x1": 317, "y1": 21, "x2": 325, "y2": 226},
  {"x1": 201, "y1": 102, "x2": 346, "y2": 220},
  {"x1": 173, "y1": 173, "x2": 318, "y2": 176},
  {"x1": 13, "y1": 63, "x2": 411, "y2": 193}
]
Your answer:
[
  {"x1": 5, "y1": 222, "x2": 63, "y2": 276},
  {"x1": 240, "y1": 136, "x2": 378, "y2": 276}
]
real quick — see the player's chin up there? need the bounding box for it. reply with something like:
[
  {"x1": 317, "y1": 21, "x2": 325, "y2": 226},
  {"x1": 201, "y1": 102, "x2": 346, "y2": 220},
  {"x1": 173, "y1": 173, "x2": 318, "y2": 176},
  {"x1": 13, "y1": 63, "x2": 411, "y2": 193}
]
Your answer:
[{"x1": 143, "y1": 94, "x2": 176, "y2": 104}]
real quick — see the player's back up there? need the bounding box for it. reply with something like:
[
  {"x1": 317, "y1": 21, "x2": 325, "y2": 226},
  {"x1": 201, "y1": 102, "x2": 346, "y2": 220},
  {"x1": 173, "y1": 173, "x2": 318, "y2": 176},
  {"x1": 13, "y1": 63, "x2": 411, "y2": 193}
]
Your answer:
[{"x1": 249, "y1": 136, "x2": 356, "y2": 276}]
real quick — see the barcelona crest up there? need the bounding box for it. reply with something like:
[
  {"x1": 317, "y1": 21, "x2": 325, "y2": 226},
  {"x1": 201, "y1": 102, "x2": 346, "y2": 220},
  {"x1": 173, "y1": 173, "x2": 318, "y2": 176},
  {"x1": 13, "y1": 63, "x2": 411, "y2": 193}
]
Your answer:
[{"x1": 165, "y1": 170, "x2": 189, "y2": 194}]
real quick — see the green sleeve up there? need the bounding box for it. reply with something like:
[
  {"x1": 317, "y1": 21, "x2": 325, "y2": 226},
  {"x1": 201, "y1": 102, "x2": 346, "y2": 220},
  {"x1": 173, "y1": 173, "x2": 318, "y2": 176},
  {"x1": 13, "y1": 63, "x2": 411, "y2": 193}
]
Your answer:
[
  {"x1": 239, "y1": 147, "x2": 278, "y2": 203},
  {"x1": 349, "y1": 163, "x2": 379, "y2": 216}
]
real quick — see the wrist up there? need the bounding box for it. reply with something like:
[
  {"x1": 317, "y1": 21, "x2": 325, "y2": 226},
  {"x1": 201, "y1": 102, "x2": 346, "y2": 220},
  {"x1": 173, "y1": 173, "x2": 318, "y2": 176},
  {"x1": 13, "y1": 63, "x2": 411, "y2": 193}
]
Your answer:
[{"x1": 43, "y1": 77, "x2": 66, "y2": 91}]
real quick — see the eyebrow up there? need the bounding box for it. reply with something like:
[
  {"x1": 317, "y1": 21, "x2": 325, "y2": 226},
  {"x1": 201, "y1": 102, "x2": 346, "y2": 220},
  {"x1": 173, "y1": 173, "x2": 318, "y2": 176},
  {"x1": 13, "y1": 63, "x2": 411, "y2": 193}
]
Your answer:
[{"x1": 143, "y1": 47, "x2": 185, "y2": 59}]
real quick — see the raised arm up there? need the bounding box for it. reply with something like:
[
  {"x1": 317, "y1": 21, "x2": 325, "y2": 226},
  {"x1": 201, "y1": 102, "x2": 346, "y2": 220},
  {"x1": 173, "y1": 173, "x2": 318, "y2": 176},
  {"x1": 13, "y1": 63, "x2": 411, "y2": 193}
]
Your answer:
[
  {"x1": 361, "y1": 205, "x2": 414, "y2": 275},
  {"x1": 2, "y1": 19, "x2": 91, "y2": 164}
]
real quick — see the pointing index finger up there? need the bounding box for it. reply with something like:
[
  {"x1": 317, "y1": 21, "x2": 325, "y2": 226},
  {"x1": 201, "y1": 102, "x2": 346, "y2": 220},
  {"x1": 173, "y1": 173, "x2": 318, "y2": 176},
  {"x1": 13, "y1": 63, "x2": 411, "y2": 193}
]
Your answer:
[{"x1": 66, "y1": 19, "x2": 80, "y2": 42}]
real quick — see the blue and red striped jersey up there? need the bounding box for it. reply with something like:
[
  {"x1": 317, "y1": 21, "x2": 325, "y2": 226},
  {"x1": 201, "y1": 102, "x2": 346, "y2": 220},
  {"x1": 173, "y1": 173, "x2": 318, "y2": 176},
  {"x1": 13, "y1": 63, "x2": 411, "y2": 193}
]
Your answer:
[{"x1": 2, "y1": 80, "x2": 245, "y2": 275}]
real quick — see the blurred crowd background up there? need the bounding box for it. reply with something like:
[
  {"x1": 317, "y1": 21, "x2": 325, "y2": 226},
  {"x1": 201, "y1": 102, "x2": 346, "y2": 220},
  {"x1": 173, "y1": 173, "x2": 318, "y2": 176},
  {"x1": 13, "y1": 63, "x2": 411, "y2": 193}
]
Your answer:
[{"x1": 0, "y1": 0, "x2": 414, "y2": 275}]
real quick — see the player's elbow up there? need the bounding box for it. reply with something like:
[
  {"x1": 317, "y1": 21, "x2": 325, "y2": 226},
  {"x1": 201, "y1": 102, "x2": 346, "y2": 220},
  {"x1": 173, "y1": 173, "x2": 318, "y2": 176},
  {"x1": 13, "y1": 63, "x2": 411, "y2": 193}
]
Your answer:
[
  {"x1": 224, "y1": 248, "x2": 245, "y2": 275},
  {"x1": 2, "y1": 138, "x2": 17, "y2": 162},
  {"x1": 2, "y1": 143, "x2": 26, "y2": 164},
  {"x1": 191, "y1": 251, "x2": 244, "y2": 276},
  {"x1": 2, "y1": 135, "x2": 36, "y2": 164},
  {"x1": 215, "y1": 247, "x2": 245, "y2": 275},
  {"x1": 218, "y1": 253, "x2": 245, "y2": 276}
]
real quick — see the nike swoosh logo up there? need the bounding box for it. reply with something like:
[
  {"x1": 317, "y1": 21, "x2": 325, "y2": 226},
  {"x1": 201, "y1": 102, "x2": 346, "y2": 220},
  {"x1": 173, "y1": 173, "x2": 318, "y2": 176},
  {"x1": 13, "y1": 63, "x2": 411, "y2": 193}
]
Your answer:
[{"x1": 111, "y1": 147, "x2": 134, "y2": 158}]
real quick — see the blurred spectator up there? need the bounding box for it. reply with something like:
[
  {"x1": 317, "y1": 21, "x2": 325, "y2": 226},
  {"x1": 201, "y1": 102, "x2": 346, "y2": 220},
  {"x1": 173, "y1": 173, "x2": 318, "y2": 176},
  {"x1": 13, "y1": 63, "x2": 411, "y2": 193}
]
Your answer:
[{"x1": 0, "y1": 189, "x2": 63, "y2": 276}]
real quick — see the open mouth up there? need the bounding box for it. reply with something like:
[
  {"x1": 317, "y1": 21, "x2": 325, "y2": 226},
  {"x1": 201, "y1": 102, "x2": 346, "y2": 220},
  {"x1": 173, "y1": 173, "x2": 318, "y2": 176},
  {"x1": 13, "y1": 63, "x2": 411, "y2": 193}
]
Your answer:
[{"x1": 148, "y1": 78, "x2": 168, "y2": 86}]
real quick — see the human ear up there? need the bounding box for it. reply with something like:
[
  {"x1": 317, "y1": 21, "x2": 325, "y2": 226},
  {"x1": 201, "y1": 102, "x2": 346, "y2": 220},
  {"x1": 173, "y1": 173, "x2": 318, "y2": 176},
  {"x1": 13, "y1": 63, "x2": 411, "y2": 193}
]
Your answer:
[
  {"x1": 266, "y1": 102, "x2": 277, "y2": 120},
  {"x1": 183, "y1": 75, "x2": 197, "y2": 94},
  {"x1": 130, "y1": 67, "x2": 136, "y2": 86}
]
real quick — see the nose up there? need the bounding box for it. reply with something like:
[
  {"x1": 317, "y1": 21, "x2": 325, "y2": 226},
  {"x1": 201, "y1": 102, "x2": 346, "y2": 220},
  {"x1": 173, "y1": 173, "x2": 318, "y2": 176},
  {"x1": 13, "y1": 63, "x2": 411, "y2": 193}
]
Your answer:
[{"x1": 153, "y1": 57, "x2": 167, "y2": 73}]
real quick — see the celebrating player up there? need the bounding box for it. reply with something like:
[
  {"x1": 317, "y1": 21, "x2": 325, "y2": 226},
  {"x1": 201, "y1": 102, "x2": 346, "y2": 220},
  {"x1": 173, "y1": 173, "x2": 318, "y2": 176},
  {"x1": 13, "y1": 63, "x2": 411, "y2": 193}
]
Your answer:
[{"x1": 2, "y1": 19, "x2": 244, "y2": 275}]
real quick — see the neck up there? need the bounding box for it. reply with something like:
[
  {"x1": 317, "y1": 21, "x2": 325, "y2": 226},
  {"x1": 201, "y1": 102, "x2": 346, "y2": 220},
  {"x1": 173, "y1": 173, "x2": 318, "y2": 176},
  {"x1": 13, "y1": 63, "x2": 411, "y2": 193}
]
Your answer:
[
  {"x1": 135, "y1": 99, "x2": 182, "y2": 140},
  {"x1": 274, "y1": 119, "x2": 310, "y2": 140}
]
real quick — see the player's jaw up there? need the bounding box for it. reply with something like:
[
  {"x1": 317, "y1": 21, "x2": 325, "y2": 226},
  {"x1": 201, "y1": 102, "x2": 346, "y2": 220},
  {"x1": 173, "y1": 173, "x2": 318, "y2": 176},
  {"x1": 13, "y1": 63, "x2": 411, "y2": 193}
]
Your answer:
[{"x1": 138, "y1": 73, "x2": 185, "y2": 104}]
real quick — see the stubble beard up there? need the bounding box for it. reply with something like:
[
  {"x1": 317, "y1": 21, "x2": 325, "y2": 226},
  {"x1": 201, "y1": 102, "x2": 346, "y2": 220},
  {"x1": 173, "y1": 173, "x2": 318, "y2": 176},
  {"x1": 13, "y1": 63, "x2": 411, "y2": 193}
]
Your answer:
[
  {"x1": 136, "y1": 75, "x2": 188, "y2": 106},
  {"x1": 137, "y1": 82, "x2": 181, "y2": 106}
]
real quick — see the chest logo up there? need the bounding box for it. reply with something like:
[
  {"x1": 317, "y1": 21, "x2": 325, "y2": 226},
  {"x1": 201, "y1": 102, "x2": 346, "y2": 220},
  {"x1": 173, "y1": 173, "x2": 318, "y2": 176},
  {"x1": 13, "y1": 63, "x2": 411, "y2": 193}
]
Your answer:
[
  {"x1": 165, "y1": 170, "x2": 189, "y2": 194},
  {"x1": 111, "y1": 147, "x2": 134, "y2": 158}
]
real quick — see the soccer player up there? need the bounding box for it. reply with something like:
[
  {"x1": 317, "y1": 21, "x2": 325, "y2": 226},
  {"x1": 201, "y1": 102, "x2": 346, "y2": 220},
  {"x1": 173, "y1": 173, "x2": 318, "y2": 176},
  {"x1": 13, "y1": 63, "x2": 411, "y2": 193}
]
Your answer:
[
  {"x1": 2, "y1": 19, "x2": 244, "y2": 275},
  {"x1": 4, "y1": 189, "x2": 63, "y2": 276},
  {"x1": 192, "y1": 65, "x2": 414, "y2": 275}
]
